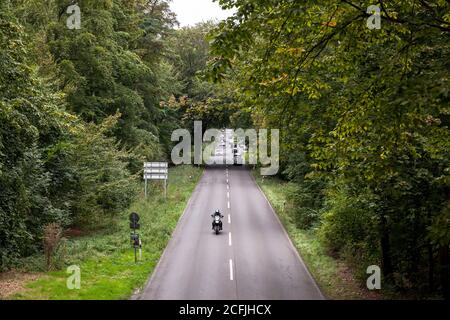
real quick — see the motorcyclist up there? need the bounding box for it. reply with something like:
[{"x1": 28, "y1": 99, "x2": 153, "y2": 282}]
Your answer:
[{"x1": 211, "y1": 209, "x2": 224, "y2": 231}]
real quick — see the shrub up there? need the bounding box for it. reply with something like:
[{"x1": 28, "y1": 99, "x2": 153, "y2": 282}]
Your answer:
[
  {"x1": 319, "y1": 183, "x2": 380, "y2": 275},
  {"x1": 285, "y1": 177, "x2": 327, "y2": 229}
]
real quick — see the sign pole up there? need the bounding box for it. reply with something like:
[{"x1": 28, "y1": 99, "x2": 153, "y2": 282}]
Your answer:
[
  {"x1": 139, "y1": 239, "x2": 142, "y2": 260},
  {"x1": 164, "y1": 179, "x2": 167, "y2": 200},
  {"x1": 134, "y1": 229, "x2": 137, "y2": 263},
  {"x1": 144, "y1": 178, "x2": 148, "y2": 199},
  {"x1": 129, "y1": 212, "x2": 141, "y2": 263}
]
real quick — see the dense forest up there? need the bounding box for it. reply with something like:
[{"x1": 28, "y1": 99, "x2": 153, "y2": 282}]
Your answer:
[
  {"x1": 0, "y1": 0, "x2": 225, "y2": 270},
  {"x1": 1, "y1": 0, "x2": 449, "y2": 299}
]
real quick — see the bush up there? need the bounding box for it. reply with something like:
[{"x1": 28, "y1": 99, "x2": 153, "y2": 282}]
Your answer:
[
  {"x1": 285, "y1": 177, "x2": 327, "y2": 229},
  {"x1": 319, "y1": 183, "x2": 380, "y2": 276}
]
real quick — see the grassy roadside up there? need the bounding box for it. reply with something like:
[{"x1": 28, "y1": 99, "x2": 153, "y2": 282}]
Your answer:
[
  {"x1": 252, "y1": 171, "x2": 380, "y2": 300},
  {"x1": 6, "y1": 165, "x2": 203, "y2": 300}
]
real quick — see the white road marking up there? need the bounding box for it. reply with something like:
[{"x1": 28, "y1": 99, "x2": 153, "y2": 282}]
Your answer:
[
  {"x1": 228, "y1": 214, "x2": 231, "y2": 224},
  {"x1": 229, "y1": 232, "x2": 232, "y2": 246},
  {"x1": 227, "y1": 201, "x2": 230, "y2": 209},
  {"x1": 226, "y1": 179, "x2": 229, "y2": 184},
  {"x1": 229, "y1": 259, "x2": 234, "y2": 281},
  {"x1": 227, "y1": 191, "x2": 230, "y2": 198},
  {"x1": 227, "y1": 184, "x2": 229, "y2": 190}
]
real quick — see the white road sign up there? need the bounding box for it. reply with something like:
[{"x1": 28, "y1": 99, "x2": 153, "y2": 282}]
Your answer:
[
  {"x1": 143, "y1": 162, "x2": 169, "y2": 199},
  {"x1": 144, "y1": 174, "x2": 168, "y2": 180},
  {"x1": 144, "y1": 162, "x2": 168, "y2": 168},
  {"x1": 144, "y1": 168, "x2": 168, "y2": 174}
]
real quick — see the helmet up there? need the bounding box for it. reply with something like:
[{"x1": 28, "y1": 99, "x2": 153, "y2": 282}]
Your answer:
[{"x1": 215, "y1": 209, "x2": 220, "y2": 214}]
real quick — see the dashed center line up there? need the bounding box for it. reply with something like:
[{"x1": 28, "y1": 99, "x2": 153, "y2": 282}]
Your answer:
[
  {"x1": 226, "y1": 170, "x2": 233, "y2": 282},
  {"x1": 229, "y1": 259, "x2": 234, "y2": 281}
]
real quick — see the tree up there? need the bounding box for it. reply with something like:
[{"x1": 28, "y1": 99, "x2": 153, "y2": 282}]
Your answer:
[
  {"x1": 0, "y1": 0, "x2": 179, "y2": 270},
  {"x1": 0, "y1": 1, "x2": 71, "y2": 267},
  {"x1": 208, "y1": 0, "x2": 450, "y2": 297}
]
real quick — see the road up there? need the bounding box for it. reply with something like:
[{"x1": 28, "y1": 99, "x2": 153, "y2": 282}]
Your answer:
[{"x1": 136, "y1": 163, "x2": 324, "y2": 300}]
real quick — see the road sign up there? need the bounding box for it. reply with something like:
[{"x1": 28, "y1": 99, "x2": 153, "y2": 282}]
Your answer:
[
  {"x1": 143, "y1": 162, "x2": 168, "y2": 199},
  {"x1": 144, "y1": 162, "x2": 168, "y2": 168},
  {"x1": 144, "y1": 168, "x2": 168, "y2": 173},
  {"x1": 144, "y1": 174, "x2": 168, "y2": 180},
  {"x1": 143, "y1": 162, "x2": 168, "y2": 180},
  {"x1": 130, "y1": 212, "x2": 140, "y2": 223},
  {"x1": 129, "y1": 212, "x2": 140, "y2": 229}
]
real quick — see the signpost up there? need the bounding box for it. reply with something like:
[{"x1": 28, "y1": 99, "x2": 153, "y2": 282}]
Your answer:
[
  {"x1": 129, "y1": 212, "x2": 141, "y2": 263},
  {"x1": 143, "y1": 162, "x2": 168, "y2": 199}
]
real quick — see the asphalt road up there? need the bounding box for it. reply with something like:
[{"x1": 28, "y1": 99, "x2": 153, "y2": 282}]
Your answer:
[{"x1": 136, "y1": 164, "x2": 324, "y2": 300}]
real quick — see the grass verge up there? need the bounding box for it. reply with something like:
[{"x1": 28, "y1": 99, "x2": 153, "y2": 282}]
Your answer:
[
  {"x1": 252, "y1": 171, "x2": 380, "y2": 300},
  {"x1": 7, "y1": 165, "x2": 203, "y2": 300}
]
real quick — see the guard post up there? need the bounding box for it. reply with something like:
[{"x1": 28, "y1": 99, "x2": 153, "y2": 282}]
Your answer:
[{"x1": 129, "y1": 212, "x2": 141, "y2": 263}]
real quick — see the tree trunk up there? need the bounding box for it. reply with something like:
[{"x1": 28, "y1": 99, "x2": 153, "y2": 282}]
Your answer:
[
  {"x1": 428, "y1": 243, "x2": 434, "y2": 292},
  {"x1": 380, "y1": 214, "x2": 393, "y2": 281},
  {"x1": 439, "y1": 245, "x2": 450, "y2": 300}
]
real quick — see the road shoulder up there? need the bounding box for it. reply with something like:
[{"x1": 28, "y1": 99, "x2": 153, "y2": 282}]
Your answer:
[{"x1": 251, "y1": 170, "x2": 381, "y2": 300}]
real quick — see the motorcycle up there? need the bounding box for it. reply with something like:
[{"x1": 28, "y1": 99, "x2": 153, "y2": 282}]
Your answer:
[{"x1": 211, "y1": 214, "x2": 223, "y2": 235}]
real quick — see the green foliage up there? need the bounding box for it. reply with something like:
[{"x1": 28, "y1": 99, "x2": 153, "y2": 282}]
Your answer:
[
  {"x1": 319, "y1": 184, "x2": 380, "y2": 267},
  {"x1": 166, "y1": 21, "x2": 217, "y2": 100},
  {"x1": 181, "y1": 97, "x2": 236, "y2": 129},
  {"x1": 209, "y1": 0, "x2": 450, "y2": 297},
  {"x1": 161, "y1": 21, "x2": 252, "y2": 132},
  {"x1": 12, "y1": 165, "x2": 202, "y2": 300},
  {"x1": 0, "y1": 0, "x2": 180, "y2": 270},
  {"x1": 284, "y1": 178, "x2": 326, "y2": 229},
  {"x1": 39, "y1": 0, "x2": 172, "y2": 160},
  {"x1": 49, "y1": 115, "x2": 139, "y2": 227},
  {"x1": 0, "y1": 2, "x2": 70, "y2": 268}
]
